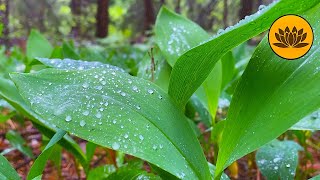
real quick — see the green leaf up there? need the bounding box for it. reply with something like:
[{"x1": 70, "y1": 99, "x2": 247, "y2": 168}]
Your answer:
[
  {"x1": 155, "y1": 7, "x2": 222, "y2": 120},
  {"x1": 27, "y1": 129, "x2": 66, "y2": 180},
  {"x1": 0, "y1": 77, "x2": 87, "y2": 169},
  {"x1": 208, "y1": 163, "x2": 230, "y2": 180},
  {"x1": 26, "y1": 30, "x2": 53, "y2": 63},
  {"x1": 221, "y1": 52, "x2": 235, "y2": 91},
  {"x1": 11, "y1": 68, "x2": 210, "y2": 179},
  {"x1": 256, "y1": 140, "x2": 302, "y2": 179},
  {"x1": 87, "y1": 165, "x2": 116, "y2": 180},
  {"x1": 37, "y1": 58, "x2": 124, "y2": 72},
  {"x1": 86, "y1": 142, "x2": 97, "y2": 164},
  {"x1": 291, "y1": 109, "x2": 320, "y2": 130},
  {"x1": 310, "y1": 175, "x2": 320, "y2": 180},
  {"x1": 155, "y1": 7, "x2": 209, "y2": 66},
  {"x1": 0, "y1": 154, "x2": 21, "y2": 180},
  {"x1": 6, "y1": 130, "x2": 34, "y2": 158},
  {"x1": 216, "y1": 4, "x2": 320, "y2": 178},
  {"x1": 168, "y1": 0, "x2": 320, "y2": 107},
  {"x1": 62, "y1": 41, "x2": 80, "y2": 59},
  {"x1": 106, "y1": 167, "x2": 160, "y2": 180}
]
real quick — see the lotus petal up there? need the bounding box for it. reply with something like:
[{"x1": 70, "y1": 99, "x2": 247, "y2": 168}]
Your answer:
[
  {"x1": 294, "y1": 43, "x2": 309, "y2": 48},
  {"x1": 273, "y1": 43, "x2": 288, "y2": 48}
]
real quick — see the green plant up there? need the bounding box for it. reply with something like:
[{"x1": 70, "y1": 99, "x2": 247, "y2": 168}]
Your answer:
[{"x1": 1, "y1": 0, "x2": 320, "y2": 179}]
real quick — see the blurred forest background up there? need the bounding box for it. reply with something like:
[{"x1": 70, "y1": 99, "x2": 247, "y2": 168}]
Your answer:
[{"x1": 0, "y1": 0, "x2": 271, "y2": 49}]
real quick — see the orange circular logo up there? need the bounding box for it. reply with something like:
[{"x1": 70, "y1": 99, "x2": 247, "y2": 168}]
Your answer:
[{"x1": 268, "y1": 15, "x2": 313, "y2": 60}]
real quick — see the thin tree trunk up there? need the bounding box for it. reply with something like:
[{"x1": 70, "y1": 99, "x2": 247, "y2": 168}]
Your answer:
[
  {"x1": 96, "y1": 0, "x2": 109, "y2": 38},
  {"x1": 143, "y1": 0, "x2": 155, "y2": 32},
  {"x1": 239, "y1": 0, "x2": 253, "y2": 20},
  {"x1": 175, "y1": 0, "x2": 181, "y2": 13},
  {"x1": 223, "y1": 0, "x2": 228, "y2": 28},
  {"x1": 71, "y1": 0, "x2": 81, "y2": 37}
]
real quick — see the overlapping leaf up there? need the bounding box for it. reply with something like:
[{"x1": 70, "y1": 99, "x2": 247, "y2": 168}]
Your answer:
[
  {"x1": 216, "y1": 4, "x2": 320, "y2": 178},
  {"x1": 168, "y1": 0, "x2": 320, "y2": 107}
]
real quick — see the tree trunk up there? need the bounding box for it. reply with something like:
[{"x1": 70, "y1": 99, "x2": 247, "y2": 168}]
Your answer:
[
  {"x1": 175, "y1": 0, "x2": 181, "y2": 13},
  {"x1": 96, "y1": 0, "x2": 109, "y2": 38},
  {"x1": 143, "y1": 0, "x2": 155, "y2": 32},
  {"x1": 223, "y1": 0, "x2": 228, "y2": 28},
  {"x1": 71, "y1": 0, "x2": 82, "y2": 37},
  {"x1": 239, "y1": 0, "x2": 253, "y2": 20}
]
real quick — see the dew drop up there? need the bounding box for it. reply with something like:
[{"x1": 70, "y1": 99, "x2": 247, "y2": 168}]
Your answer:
[
  {"x1": 132, "y1": 86, "x2": 138, "y2": 92},
  {"x1": 82, "y1": 110, "x2": 89, "y2": 116},
  {"x1": 120, "y1": 92, "x2": 126, "y2": 97},
  {"x1": 124, "y1": 134, "x2": 129, "y2": 139},
  {"x1": 147, "y1": 89, "x2": 154, "y2": 94},
  {"x1": 95, "y1": 112, "x2": 102, "y2": 118},
  {"x1": 112, "y1": 142, "x2": 120, "y2": 150},
  {"x1": 136, "y1": 105, "x2": 141, "y2": 110},
  {"x1": 80, "y1": 120, "x2": 86, "y2": 127},
  {"x1": 286, "y1": 164, "x2": 291, "y2": 168},
  {"x1": 101, "y1": 81, "x2": 106, "y2": 85},
  {"x1": 65, "y1": 115, "x2": 72, "y2": 122},
  {"x1": 139, "y1": 135, "x2": 144, "y2": 141},
  {"x1": 104, "y1": 102, "x2": 109, "y2": 106},
  {"x1": 152, "y1": 145, "x2": 157, "y2": 150},
  {"x1": 113, "y1": 119, "x2": 117, "y2": 124},
  {"x1": 158, "y1": 95, "x2": 163, "y2": 99},
  {"x1": 82, "y1": 83, "x2": 89, "y2": 88}
]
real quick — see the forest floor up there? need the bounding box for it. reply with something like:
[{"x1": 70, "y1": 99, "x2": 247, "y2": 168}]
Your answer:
[{"x1": 0, "y1": 119, "x2": 319, "y2": 180}]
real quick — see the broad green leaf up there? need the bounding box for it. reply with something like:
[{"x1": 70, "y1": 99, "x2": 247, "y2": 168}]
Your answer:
[
  {"x1": 216, "y1": 4, "x2": 320, "y2": 178},
  {"x1": 11, "y1": 68, "x2": 210, "y2": 179},
  {"x1": 87, "y1": 165, "x2": 116, "y2": 180},
  {"x1": 6, "y1": 130, "x2": 33, "y2": 158},
  {"x1": 36, "y1": 58, "x2": 124, "y2": 72},
  {"x1": 291, "y1": 109, "x2": 320, "y2": 130},
  {"x1": 256, "y1": 140, "x2": 302, "y2": 179},
  {"x1": 155, "y1": 7, "x2": 222, "y2": 119},
  {"x1": 0, "y1": 154, "x2": 21, "y2": 180},
  {"x1": 26, "y1": 30, "x2": 53, "y2": 63},
  {"x1": 0, "y1": 77, "x2": 87, "y2": 169},
  {"x1": 27, "y1": 129, "x2": 66, "y2": 180},
  {"x1": 107, "y1": 169, "x2": 161, "y2": 180},
  {"x1": 168, "y1": 0, "x2": 320, "y2": 107}
]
